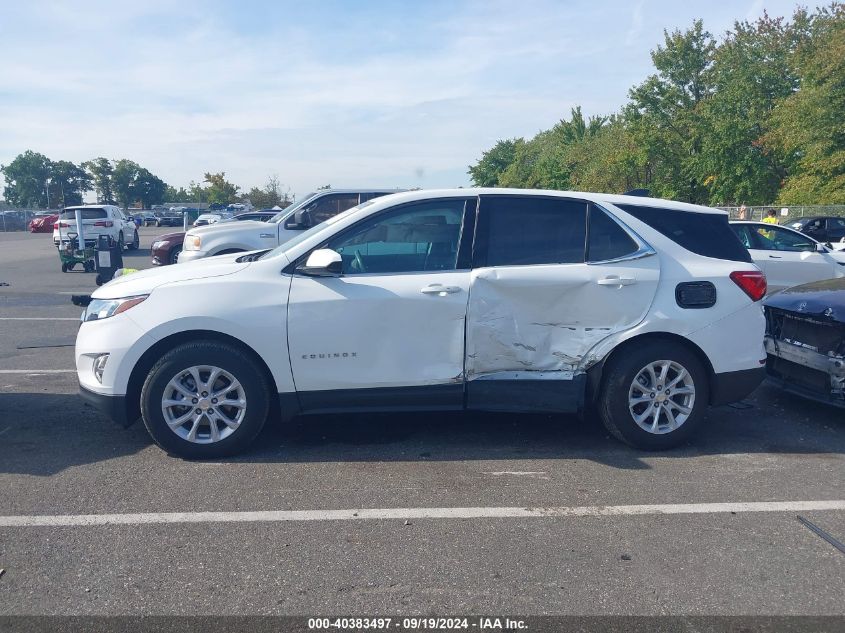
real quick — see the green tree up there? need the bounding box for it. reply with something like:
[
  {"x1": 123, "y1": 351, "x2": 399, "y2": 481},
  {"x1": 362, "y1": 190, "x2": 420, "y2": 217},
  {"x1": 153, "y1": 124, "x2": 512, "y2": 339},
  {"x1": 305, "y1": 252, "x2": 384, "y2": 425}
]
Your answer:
[
  {"x1": 694, "y1": 11, "x2": 812, "y2": 205},
  {"x1": 1, "y1": 150, "x2": 52, "y2": 208},
  {"x1": 82, "y1": 157, "x2": 115, "y2": 203},
  {"x1": 202, "y1": 172, "x2": 240, "y2": 205},
  {"x1": 766, "y1": 8, "x2": 845, "y2": 203},
  {"x1": 468, "y1": 139, "x2": 520, "y2": 186},
  {"x1": 164, "y1": 185, "x2": 191, "y2": 203},
  {"x1": 244, "y1": 175, "x2": 291, "y2": 208},
  {"x1": 627, "y1": 19, "x2": 716, "y2": 203},
  {"x1": 48, "y1": 160, "x2": 92, "y2": 207}
]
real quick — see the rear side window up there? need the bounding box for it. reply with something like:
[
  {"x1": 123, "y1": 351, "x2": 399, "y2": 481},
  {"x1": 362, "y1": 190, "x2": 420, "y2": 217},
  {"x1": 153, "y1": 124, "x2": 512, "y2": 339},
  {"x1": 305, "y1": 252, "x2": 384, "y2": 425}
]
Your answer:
[
  {"x1": 587, "y1": 207, "x2": 639, "y2": 262},
  {"x1": 60, "y1": 208, "x2": 107, "y2": 220},
  {"x1": 616, "y1": 204, "x2": 752, "y2": 263},
  {"x1": 481, "y1": 196, "x2": 587, "y2": 266}
]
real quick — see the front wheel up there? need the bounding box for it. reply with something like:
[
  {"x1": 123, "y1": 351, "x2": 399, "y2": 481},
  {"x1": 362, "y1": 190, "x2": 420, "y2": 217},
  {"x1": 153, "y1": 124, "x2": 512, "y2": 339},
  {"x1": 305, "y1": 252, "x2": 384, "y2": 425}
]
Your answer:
[
  {"x1": 598, "y1": 341, "x2": 709, "y2": 450},
  {"x1": 168, "y1": 247, "x2": 181, "y2": 265},
  {"x1": 140, "y1": 340, "x2": 271, "y2": 458}
]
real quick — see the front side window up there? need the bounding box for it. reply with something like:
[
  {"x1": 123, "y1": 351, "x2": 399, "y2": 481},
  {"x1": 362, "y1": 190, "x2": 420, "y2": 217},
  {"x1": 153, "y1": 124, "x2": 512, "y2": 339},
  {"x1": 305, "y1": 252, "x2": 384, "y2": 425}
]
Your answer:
[
  {"x1": 325, "y1": 199, "x2": 466, "y2": 274},
  {"x1": 480, "y1": 196, "x2": 587, "y2": 267},
  {"x1": 755, "y1": 225, "x2": 816, "y2": 252}
]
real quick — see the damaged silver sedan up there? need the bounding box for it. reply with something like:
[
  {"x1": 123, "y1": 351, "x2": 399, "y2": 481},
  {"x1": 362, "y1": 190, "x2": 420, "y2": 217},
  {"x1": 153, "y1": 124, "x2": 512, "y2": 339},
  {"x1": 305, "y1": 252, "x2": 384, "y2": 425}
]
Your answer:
[{"x1": 764, "y1": 277, "x2": 845, "y2": 407}]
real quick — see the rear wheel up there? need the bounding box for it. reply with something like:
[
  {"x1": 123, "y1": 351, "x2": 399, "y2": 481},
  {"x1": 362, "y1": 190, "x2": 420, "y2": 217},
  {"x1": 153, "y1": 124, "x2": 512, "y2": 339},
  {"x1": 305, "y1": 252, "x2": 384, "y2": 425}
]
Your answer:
[
  {"x1": 140, "y1": 340, "x2": 271, "y2": 458},
  {"x1": 128, "y1": 229, "x2": 139, "y2": 250},
  {"x1": 598, "y1": 341, "x2": 709, "y2": 450},
  {"x1": 117, "y1": 231, "x2": 125, "y2": 250}
]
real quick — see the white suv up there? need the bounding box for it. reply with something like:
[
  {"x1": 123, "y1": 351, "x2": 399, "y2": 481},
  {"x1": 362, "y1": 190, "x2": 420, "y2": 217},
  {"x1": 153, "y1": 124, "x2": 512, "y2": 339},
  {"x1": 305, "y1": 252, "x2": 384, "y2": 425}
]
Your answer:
[
  {"x1": 178, "y1": 189, "x2": 400, "y2": 263},
  {"x1": 76, "y1": 189, "x2": 767, "y2": 458},
  {"x1": 53, "y1": 205, "x2": 139, "y2": 250}
]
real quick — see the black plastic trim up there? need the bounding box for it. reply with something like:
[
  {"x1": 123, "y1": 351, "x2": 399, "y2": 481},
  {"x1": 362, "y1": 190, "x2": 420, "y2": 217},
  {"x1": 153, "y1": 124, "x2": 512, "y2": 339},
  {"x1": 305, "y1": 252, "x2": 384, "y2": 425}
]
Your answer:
[
  {"x1": 466, "y1": 375, "x2": 586, "y2": 413},
  {"x1": 78, "y1": 385, "x2": 134, "y2": 428},
  {"x1": 675, "y1": 281, "x2": 717, "y2": 309},
  {"x1": 296, "y1": 384, "x2": 464, "y2": 414},
  {"x1": 710, "y1": 367, "x2": 765, "y2": 405}
]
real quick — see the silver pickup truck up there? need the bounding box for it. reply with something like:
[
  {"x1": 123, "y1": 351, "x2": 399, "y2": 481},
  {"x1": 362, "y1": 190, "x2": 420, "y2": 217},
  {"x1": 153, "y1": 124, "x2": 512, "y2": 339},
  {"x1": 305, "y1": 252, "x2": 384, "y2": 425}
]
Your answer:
[{"x1": 178, "y1": 189, "x2": 402, "y2": 263}]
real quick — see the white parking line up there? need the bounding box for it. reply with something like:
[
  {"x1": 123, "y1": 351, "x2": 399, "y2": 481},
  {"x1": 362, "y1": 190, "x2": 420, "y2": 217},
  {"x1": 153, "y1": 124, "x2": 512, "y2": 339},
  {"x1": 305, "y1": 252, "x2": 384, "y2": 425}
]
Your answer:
[
  {"x1": 0, "y1": 369, "x2": 76, "y2": 374},
  {"x1": 1, "y1": 500, "x2": 843, "y2": 528},
  {"x1": 0, "y1": 317, "x2": 79, "y2": 321}
]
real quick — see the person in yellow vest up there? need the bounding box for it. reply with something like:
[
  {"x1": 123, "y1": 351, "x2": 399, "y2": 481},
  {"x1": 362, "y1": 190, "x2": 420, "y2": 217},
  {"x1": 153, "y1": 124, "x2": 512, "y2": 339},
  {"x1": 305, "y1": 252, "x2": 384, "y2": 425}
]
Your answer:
[{"x1": 760, "y1": 208, "x2": 778, "y2": 241}]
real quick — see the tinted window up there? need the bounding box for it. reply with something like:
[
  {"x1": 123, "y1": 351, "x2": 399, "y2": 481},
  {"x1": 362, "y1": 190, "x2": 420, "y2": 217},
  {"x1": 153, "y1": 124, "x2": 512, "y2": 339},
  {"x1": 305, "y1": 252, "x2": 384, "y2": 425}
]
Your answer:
[
  {"x1": 754, "y1": 225, "x2": 816, "y2": 252},
  {"x1": 587, "y1": 206, "x2": 638, "y2": 261},
  {"x1": 326, "y1": 200, "x2": 465, "y2": 274},
  {"x1": 617, "y1": 204, "x2": 752, "y2": 263},
  {"x1": 306, "y1": 194, "x2": 361, "y2": 225},
  {"x1": 829, "y1": 218, "x2": 845, "y2": 229},
  {"x1": 482, "y1": 196, "x2": 587, "y2": 266},
  {"x1": 360, "y1": 192, "x2": 393, "y2": 203},
  {"x1": 60, "y1": 208, "x2": 107, "y2": 220}
]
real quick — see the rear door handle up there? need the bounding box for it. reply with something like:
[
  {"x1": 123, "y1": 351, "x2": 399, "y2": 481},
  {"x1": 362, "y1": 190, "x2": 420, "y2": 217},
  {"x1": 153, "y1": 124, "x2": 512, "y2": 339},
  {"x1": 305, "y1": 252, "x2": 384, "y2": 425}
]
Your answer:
[
  {"x1": 597, "y1": 276, "x2": 636, "y2": 286},
  {"x1": 768, "y1": 255, "x2": 783, "y2": 259},
  {"x1": 421, "y1": 284, "x2": 462, "y2": 295}
]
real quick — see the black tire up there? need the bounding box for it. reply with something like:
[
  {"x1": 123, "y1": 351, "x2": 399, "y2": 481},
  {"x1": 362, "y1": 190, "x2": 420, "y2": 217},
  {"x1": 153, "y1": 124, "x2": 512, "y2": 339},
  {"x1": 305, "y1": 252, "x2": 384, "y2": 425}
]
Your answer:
[
  {"x1": 127, "y1": 229, "x2": 139, "y2": 250},
  {"x1": 168, "y1": 247, "x2": 181, "y2": 265},
  {"x1": 117, "y1": 231, "x2": 125, "y2": 250},
  {"x1": 140, "y1": 340, "x2": 271, "y2": 459},
  {"x1": 61, "y1": 262, "x2": 68, "y2": 273},
  {"x1": 598, "y1": 341, "x2": 709, "y2": 450}
]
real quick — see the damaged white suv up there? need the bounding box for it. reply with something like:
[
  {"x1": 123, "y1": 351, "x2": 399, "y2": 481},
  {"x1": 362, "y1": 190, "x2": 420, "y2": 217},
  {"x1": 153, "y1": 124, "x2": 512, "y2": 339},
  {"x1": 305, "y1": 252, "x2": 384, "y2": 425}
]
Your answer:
[{"x1": 76, "y1": 189, "x2": 767, "y2": 458}]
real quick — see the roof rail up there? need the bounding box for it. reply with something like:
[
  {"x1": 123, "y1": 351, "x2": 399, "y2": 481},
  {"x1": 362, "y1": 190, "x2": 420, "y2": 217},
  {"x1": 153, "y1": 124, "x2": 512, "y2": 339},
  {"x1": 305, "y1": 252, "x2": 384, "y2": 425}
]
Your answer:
[{"x1": 622, "y1": 188, "x2": 650, "y2": 197}]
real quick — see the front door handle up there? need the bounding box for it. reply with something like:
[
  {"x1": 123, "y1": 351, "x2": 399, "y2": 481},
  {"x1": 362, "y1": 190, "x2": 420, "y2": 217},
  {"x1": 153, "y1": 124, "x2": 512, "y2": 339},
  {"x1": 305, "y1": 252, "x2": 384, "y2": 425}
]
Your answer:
[
  {"x1": 768, "y1": 255, "x2": 783, "y2": 259},
  {"x1": 421, "y1": 284, "x2": 462, "y2": 295},
  {"x1": 597, "y1": 276, "x2": 636, "y2": 287}
]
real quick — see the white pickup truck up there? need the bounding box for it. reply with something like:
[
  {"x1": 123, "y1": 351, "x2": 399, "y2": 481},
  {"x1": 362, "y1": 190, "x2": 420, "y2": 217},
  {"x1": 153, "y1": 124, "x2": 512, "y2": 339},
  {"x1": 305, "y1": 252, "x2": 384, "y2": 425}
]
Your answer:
[{"x1": 178, "y1": 189, "x2": 401, "y2": 263}]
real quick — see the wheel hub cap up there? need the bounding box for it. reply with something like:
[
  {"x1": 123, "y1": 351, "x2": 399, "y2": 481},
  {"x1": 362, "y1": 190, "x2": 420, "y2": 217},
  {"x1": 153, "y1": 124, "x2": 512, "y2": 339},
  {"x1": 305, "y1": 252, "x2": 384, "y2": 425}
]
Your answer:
[
  {"x1": 628, "y1": 359, "x2": 695, "y2": 435},
  {"x1": 161, "y1": 365, "x2": 247, "y2": 444}
]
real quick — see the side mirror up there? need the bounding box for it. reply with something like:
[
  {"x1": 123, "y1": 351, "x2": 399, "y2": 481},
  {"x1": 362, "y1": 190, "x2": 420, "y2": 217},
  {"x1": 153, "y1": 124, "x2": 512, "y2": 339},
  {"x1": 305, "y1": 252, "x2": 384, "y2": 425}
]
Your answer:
[
  {"x1": 816, "y1": 242, "x2": 830, "y2": 253},
  {"x1": 300, "y1": 249, "x2": 342, "y2": 277}
]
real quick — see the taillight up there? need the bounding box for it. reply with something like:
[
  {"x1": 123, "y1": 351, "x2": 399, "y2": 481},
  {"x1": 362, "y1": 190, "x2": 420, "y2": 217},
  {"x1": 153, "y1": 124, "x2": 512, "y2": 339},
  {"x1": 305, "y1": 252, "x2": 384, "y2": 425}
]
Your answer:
[
  {"x1": 57, "y1": 221, "x2": 68, "y2": 228},
  {"x1": 730, "y1": 270, "x2": 767, "y2": 301},
  {"x1": 93, "y1": 220, "x2": 113, "y2": 227}
]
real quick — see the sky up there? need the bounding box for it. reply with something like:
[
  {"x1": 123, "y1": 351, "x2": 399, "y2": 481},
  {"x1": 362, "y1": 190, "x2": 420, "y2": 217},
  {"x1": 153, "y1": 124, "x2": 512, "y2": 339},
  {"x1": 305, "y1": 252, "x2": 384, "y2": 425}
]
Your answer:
[{"x1": 0, "y1": 0, "x2": 809, "y2": 201}]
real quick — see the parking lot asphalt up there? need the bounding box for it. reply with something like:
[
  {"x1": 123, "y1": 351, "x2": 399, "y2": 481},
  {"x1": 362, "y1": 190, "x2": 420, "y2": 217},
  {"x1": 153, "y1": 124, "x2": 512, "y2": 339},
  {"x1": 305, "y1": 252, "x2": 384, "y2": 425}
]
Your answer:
[{"x1": 0, "y1": 229, "x2": 844, "y2": 616}]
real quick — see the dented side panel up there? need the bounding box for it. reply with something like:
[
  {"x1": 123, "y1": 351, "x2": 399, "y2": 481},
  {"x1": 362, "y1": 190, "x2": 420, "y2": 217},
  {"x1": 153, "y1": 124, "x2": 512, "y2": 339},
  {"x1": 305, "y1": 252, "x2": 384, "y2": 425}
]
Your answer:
[{"x1": 465, "y1": 257, "x2": 661, "y2": 380}]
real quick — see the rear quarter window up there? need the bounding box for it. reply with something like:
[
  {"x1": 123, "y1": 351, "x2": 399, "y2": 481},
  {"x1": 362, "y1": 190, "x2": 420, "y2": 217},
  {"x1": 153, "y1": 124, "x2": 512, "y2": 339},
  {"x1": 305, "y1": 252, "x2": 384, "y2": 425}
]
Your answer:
[{"x1": 616, "y1": 204, "x2": 752, "y2": 263}]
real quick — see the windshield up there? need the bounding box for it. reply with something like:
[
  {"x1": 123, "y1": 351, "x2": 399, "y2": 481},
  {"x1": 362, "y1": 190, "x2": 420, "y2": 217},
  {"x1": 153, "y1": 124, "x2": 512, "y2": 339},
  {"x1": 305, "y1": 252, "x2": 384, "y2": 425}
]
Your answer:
[
  {"x1": 270, "y1": 192, "x2": 318, "y2": 223},
  {"x1": 260, "y1": 201, "x2": 376, "y2": 260}
]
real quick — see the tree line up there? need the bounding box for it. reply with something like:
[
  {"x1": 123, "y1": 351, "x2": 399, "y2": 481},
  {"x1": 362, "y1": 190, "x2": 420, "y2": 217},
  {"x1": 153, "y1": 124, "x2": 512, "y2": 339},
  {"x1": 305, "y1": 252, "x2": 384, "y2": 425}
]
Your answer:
[
  {"x1": 0, "y1": 151, "x2": 291, "y2": 210},
  {"x1": 468, "y1": 4, "x2": 845, "y2": 206}
]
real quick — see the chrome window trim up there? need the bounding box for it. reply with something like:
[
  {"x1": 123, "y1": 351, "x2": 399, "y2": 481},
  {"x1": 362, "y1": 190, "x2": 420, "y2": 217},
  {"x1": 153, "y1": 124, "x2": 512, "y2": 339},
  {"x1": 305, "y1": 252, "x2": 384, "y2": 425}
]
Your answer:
[{"x1": 588, "y1": 202, "x2": 656, "y2": 265}]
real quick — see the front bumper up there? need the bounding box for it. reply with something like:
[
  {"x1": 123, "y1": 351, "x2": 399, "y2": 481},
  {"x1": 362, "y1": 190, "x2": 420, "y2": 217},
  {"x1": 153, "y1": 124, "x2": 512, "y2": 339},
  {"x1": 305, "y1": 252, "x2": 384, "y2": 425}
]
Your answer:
[
  {"x1": 764, "y1": 336, "x2": 845, "y2": 407},
  {"x1": 710, "y1": 366, "x2": 766, "y2": 405},
  {"x1": 79, "y1": 385, "x2": 135, "y2": 427}
]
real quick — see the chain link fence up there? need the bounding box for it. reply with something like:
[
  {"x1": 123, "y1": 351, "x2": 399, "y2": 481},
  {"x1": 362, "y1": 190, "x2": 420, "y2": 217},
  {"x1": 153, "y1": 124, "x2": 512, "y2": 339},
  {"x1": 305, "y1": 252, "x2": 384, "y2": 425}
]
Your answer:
[
  {"x1": 717, "y1": 205, "x2": 845, "y2": 222},
  {"x1": 0, "y1": 209, "x2": 43, "y2": 232}
]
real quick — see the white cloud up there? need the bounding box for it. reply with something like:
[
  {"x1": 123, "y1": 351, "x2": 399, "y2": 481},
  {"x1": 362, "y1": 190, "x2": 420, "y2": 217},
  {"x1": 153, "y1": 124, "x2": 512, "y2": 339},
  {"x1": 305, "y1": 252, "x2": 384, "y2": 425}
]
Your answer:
[{"x1": 0, "y1": 0, "x2": 806, "y2": 199}]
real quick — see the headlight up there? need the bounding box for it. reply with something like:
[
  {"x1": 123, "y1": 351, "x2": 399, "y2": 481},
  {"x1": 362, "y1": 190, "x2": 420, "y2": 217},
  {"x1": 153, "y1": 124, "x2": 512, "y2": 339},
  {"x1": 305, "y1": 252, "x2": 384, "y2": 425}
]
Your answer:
[
  {"x1": 151, "y1": 240, "x2": 169, "y2": 250},
  {"x1": 84, "y1": 295, "x2": 148, "y2": 322},
  {"x1": 184, "y1": 235, "x2": 201, "y2": 250}
]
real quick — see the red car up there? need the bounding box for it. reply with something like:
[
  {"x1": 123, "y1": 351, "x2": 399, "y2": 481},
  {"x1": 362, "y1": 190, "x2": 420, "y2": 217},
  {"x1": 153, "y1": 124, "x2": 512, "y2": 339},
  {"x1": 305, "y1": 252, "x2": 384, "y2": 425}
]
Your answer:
[
  {"x1": 150, "y1": 231, "x2": 185, "y2": 266},
  {"x1": 29, "y1": 213, "x2": 59, "y2": 233}
]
